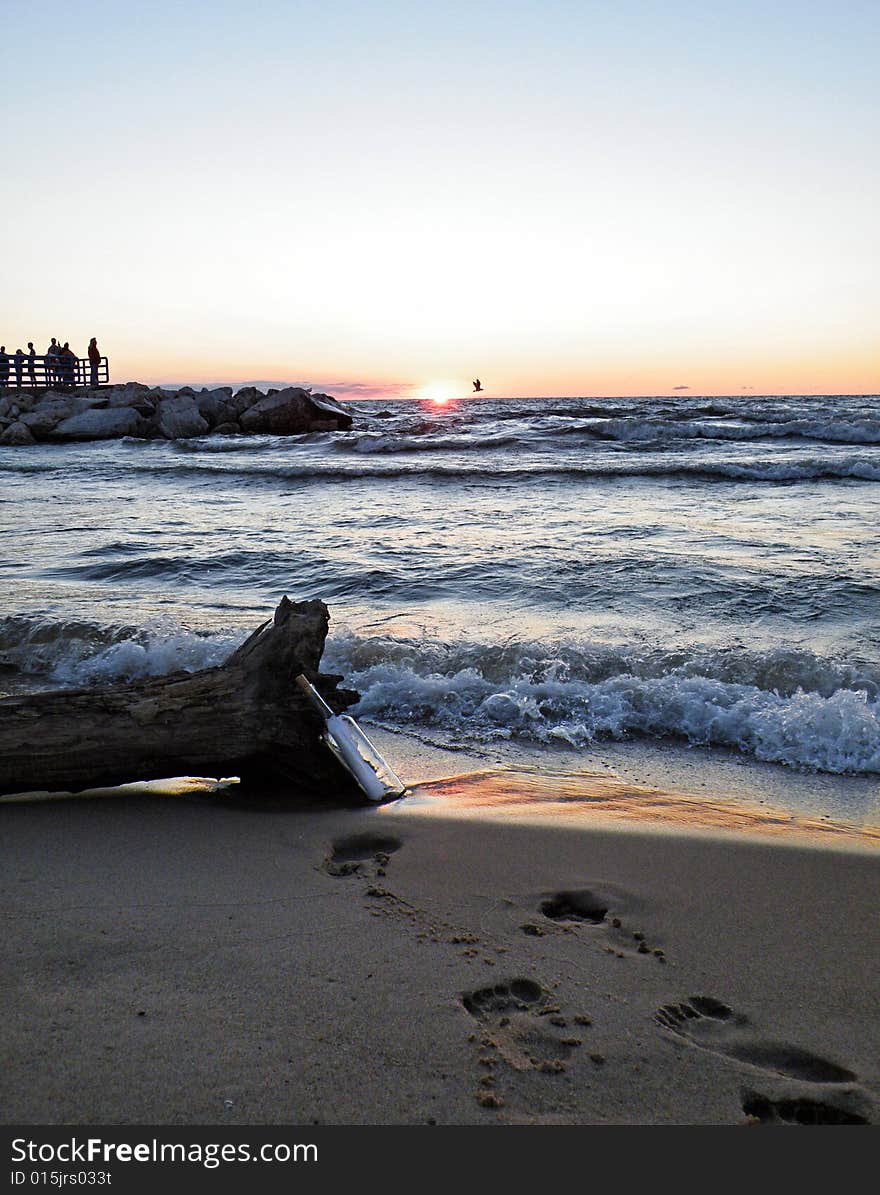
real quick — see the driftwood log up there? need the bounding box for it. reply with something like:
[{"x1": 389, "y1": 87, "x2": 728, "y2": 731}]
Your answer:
[{"x1": 0, "y1": 597, "x2": 359, "y2": 796}]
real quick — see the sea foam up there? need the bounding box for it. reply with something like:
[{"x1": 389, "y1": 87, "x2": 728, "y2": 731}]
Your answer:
[
  {"x1": 0, "y1": 615, "x2": 239, "y2": 686},
  {"x1": 4, "y1": 613, "x2": 879, "y2": 774},
  {"x1": 324, "y1": 632, "x2": 880, "y2": 775}
]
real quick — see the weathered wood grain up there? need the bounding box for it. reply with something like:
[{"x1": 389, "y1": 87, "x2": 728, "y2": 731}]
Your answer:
[{"x1": 0, "y1": 597, "x2": 358, "y2": 796}]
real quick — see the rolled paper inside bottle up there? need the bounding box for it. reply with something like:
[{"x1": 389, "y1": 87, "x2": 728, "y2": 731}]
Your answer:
[
  {"x1": 296, "y1": 674, "x2": 406, "y2": 801},
  {"x1": 335, "y1": 716, "x2": 407, "y2": 796},
  {"x1": 323, "y1": 716, "x2": 407, "y2": 802}
]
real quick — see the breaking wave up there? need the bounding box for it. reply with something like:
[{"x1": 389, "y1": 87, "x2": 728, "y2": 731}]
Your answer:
[
  {"x1": 4, "y1": 612, "x2": 879, "y2": 774},
  {"x1": 28, "y1": 453, "x2": 878, "y2": 486},
  {"x1": 336, "y1": 416, "x2": 880, "y2": 454},
  {"x1": 323, "y1": 631, "x2": 880, "y2": 776},
  {"x1": 0, "y1": 615, "x2": 238, "y2": 686}
]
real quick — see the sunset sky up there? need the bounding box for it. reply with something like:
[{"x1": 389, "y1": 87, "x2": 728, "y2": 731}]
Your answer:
[{"x1": 3, "y1": 0, "x2": 878, "y2": 398}]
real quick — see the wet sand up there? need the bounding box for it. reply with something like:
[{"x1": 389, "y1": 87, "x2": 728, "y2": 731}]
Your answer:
[{"x1": 1, "y1": 752, "x2": 877, "y2": 1126}]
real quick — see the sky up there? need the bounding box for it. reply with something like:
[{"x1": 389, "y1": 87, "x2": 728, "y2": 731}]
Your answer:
[{"x1": 2, "y1": 0, "x2": 878, "y2": 398}]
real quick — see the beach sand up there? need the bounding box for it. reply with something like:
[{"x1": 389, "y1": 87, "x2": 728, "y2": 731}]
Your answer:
[{"x1": 1, "y1": 740, "x2": 877, "y2": 1126}]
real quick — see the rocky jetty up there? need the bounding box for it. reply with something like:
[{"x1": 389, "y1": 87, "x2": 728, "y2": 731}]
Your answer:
[{"x1": 0, "y1": 383, "x2": 353, "y2": 445}]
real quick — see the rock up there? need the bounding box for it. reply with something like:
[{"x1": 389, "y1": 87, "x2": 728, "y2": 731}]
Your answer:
[
  {"x1": 100, "y1": 388, "x2": 155, "y2": 418},
  {"x1": 194, "y1": 390, "x2": 235, "y2": 428},
  {"x1": 0, "y1": 382, "x2": 353, "y2": 444},
  {"x1": 106, "y1": 389, "x2": 153, "y2": 412},
  {"x1": 157, "y1": 395, "x2": 209, "y2": 440},
  {"x1": 51, "y1": 407, "x2": 151, "y2": 441},
  {"x1": 91, "y1": 382, "x2": 150, "y2": 406},
  {"x1": 0, "y1": 421, "x2": 36, "y2": 445},
  {"x1": 309, "y1": 394, "x2": 353, "y2": 428},
  {"x1": 240, "y1": 388, "x2": 352, "y2": 435},
  {"x1": 230, "y1": 386, "x2": 261, "y2": 415},
  {"x1": 238, "y1": 388, "x2": 312, "y2": 434},
  {"x1": 21, "y1": 394, "x2": 90, "y2": 438},
  {"x1": 1, "y1": 389, "x2": 36, "y2": 412}
]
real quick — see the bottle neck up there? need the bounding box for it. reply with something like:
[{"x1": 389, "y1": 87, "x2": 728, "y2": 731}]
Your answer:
[{"x1": 294, "y1": 674, "x2": 335, "y2": 719}]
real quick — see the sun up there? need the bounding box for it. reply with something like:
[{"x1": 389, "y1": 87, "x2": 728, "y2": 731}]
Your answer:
[{"x1": 416, "y1": 380, "x2": 460, "y2": 405}]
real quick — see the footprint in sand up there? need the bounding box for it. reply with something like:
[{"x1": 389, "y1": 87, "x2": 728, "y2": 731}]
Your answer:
[
  {"x1": 539, "y1": 890, "x2": 608, "y2": 925},
  {"x1": 462, "y1": 978, "x2": 547, "y2": 1019},
  {"x1": 537, "y1": 888, "x2": 665, "y2": 960},
  {"x1": 655, "y1": 996, "x2": 857, "y2": 1084},
  {"x1": 323, "y1": 833, "x2": 402, "y2": 878},
  {"x1": 461, "y1": 979, "x2": 581, "y2": 1075},
  {"x1": 742, "y1": 1090, "x2": 870, "y2": 1125}
]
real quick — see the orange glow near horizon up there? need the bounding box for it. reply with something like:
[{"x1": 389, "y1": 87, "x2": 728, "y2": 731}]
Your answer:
[
  {"x1": 414, "y1": 381, "x2": 465, "y2": 405},
  {"x1": 101, "y1": 347, "x2": 880, "y2": 402},
  {"x1": 92, "y1": 326, "x2": 880, "y2": 401}
]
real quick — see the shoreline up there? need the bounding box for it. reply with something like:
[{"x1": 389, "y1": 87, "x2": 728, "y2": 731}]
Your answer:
[
  {"x1": 366, "y1": 727, "x2": 880, "y2": 847},
  {"x1": 4, "y1": 725, "x2": 878, "y2": 849}
]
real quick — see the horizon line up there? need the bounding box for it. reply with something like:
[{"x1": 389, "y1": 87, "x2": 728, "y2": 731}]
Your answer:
[{"x1": 135, "y1": 382, "x2": 880, "y2": 402}]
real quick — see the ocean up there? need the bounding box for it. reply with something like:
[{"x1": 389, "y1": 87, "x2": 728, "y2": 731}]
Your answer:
[{"x1": 2, "y1": 392, "x2": 879, "y2": 828}]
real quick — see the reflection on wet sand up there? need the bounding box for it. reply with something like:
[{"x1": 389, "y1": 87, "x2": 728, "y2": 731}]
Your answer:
[{"x1": 402, "y1": 768, "x2": 880, "y2": 847}]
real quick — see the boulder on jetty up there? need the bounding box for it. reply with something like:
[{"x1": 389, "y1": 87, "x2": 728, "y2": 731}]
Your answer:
[
  {"x1": 0, "y1": 597, "x2": 360, "y2": 798},
  {"x1": 52, "y1": 407, "x2": 153, "y2": 441},
  {"x1": 0, "y1": 383, "x2": 353, "y2": 445},
  {"x1": 194, "y1": 388, "x2": 235, "y2": 427},
  {"x1": 20, "y1": 394, "x2": 90, "y2": 437},
  {"x1": 157, "y1": 394, "x2": 209, "y2": 440},
  {"x1": 0, "y1": 421, "x2": 36, "y2": 446},
  {"x1": 239, "y1": 387, "x2": 352, "y2": 434}
]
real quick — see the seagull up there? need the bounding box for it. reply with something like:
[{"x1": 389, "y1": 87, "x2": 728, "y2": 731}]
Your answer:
[{"x1": 472, "y1": 378, "x2": 483, "y2": 393}]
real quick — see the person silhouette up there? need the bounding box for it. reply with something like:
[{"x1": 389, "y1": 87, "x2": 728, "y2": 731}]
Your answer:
[
  {"x1": 472, "y1": 378, "x2": 483, "y2": 393},
  {"x1": 27, "y1": 343, "x2": 37, "y2": 386},
  {"x1": 46, "y1": 337, "x2": 59, "y2": 386},
  {"x1": 60, "y1": 342, "x2": 76, "y2": 387},
  {"x1": 88, "y1": 338, "x2": 101, "y2": 389}
]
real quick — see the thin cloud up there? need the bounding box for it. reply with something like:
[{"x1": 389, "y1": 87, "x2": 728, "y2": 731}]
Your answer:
[
  {"x1": 318, "y1": 381, "x2": 410, "y2": 400},
  {"x1": 673, "y1": 385, "x2": 690, "y2": 391}
]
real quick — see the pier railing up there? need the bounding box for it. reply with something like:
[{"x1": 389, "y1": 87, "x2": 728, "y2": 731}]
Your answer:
[{"x1": 0, "y1": 355, "x2": 110, "y2": 390}]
